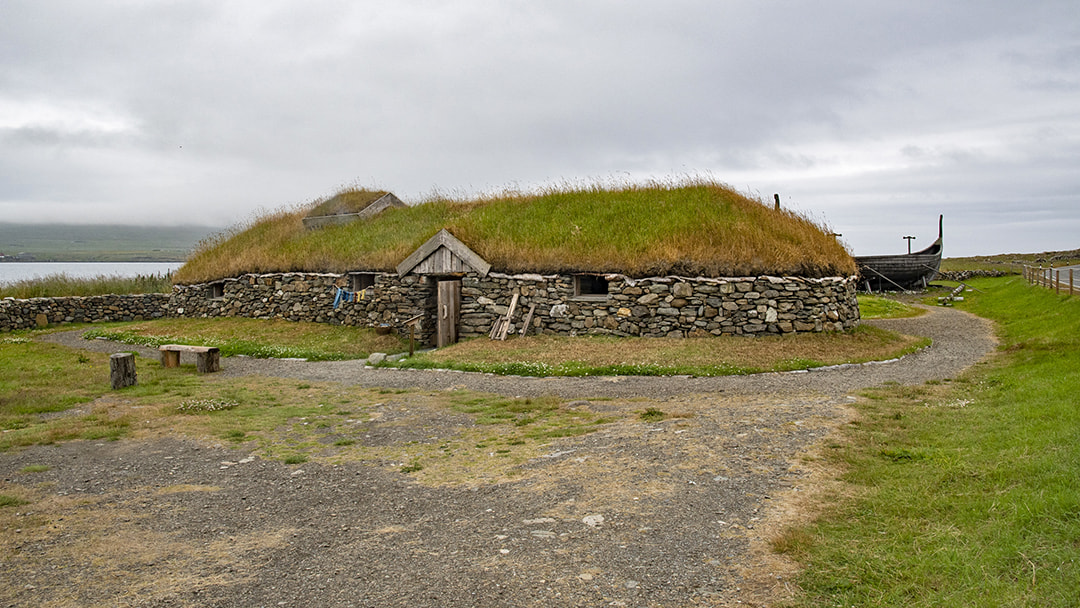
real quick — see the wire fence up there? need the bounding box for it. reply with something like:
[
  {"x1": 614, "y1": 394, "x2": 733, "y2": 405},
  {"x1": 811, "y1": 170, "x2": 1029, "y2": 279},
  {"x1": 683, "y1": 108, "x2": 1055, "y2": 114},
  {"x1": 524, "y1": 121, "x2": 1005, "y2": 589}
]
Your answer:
[{"x1": 1023, "y1": 265, "x2": 1078, "y2": 296}]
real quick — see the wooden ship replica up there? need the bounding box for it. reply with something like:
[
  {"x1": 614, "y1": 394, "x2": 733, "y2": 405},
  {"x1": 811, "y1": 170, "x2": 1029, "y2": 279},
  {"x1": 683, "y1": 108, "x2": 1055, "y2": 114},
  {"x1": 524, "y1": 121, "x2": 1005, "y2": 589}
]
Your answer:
[{"x1": 855, "y1": 215, "x2": 943, "y2": 291}]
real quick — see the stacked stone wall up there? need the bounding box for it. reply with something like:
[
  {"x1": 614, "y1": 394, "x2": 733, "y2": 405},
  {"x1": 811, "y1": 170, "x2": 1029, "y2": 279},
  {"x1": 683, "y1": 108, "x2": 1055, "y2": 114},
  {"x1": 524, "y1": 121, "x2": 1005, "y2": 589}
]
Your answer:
[
  {"x1": 936, "y1": 269, "x2": 1013, "y2": 282},
  {"x1": 167, "y1": 273, "x2": 436, "y2": 343},
  {"x1": 2, "y1": 272, "x2": 859, "y2": 341},
  {"x1": 0, "y1": 293, "x2": 169, "y2": 332},
  {"x1": 460, "y1": 273, "x2": 859, "y2": 338},
  {"x1": 166, "y1": 271, "x2": 859, "y2": 344}
]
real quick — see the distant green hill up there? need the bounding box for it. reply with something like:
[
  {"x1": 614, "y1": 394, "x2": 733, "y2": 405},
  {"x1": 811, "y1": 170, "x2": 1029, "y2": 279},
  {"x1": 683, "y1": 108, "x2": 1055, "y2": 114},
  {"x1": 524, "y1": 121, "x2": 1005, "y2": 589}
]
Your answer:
[{"x1": 0, "y1": 224, "x2": 219, "y2": 262}]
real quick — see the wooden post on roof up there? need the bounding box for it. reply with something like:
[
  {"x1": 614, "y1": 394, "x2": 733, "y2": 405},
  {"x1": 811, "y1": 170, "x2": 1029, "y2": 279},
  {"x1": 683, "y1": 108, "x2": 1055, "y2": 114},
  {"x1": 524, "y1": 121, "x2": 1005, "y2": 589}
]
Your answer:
[{"x1": 774, "y1": 194, "x2": 780, "y2": 210}]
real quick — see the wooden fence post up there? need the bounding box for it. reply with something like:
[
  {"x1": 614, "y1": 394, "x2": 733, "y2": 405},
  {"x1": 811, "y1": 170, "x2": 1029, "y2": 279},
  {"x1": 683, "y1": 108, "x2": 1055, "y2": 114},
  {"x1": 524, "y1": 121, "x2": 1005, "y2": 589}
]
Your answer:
[
  {"x1": 1056, "y1": 270, "x2": 1061, "y2": 294},
  {"x1": 110, "y1": 352, "x2": 137, "y2": 389},
  {"x1": 1071, "y1": 268, "x2": 1074, "y2": 296}
]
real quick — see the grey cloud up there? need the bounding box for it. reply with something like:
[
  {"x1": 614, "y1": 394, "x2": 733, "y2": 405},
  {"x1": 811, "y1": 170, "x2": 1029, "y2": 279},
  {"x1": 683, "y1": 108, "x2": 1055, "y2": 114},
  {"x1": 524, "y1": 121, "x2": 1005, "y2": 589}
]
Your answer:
[{"x1": 0, "y1": 1, "x2": 1077, "y2": 256}]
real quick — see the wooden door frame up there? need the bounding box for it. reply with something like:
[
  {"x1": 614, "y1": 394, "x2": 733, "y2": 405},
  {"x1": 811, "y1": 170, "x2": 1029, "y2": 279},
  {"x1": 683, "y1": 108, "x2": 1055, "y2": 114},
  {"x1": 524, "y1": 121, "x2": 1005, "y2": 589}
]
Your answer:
[{"x1": 436, "y1": 278, "x2": 462, "y2": 348}]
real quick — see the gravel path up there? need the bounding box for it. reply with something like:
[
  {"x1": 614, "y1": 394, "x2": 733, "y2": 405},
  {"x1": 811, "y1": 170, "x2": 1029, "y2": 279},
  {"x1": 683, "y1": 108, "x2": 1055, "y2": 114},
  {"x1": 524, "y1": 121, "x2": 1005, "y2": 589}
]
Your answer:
[
  {"x1": 41, "y1": 305, "x2": 995, "y2": 399},
  {"x1": 1, "y1": 306, "x2": 997, "y2": 607}
]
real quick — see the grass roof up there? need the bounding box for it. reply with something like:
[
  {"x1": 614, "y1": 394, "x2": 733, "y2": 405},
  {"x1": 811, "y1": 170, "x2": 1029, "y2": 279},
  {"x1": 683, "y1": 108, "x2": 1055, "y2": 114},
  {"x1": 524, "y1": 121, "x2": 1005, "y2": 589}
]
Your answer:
[{"x1": 173, "y1": 180, "x2": 856, "y2": 285}]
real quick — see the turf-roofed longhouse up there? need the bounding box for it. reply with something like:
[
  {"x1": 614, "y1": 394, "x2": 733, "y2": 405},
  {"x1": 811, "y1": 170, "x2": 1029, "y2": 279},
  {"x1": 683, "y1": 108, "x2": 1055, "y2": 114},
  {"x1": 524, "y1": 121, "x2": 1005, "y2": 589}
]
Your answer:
[{"x1": 170, "y1": 182, "x2": 861, "y2": 346}]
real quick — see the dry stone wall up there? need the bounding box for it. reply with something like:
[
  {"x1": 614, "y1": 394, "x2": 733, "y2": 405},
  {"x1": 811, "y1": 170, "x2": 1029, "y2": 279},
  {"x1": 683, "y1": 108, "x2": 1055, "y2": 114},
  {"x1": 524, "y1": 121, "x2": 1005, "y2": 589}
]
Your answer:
[
  {"x1": 1, "y1": 272, "x2": 859, "y2": 342},
  {"x1": 0, "y1": 294, "x2": 169, "y2": 332},
  {"x1": 167, "y1": 273, "x2": 436, "y2": 343},
  {"x1": 165, "y1": 271, "x2": 859, "y2": 344},
  {"x1": 459, "y1": 273, "x2": 859, "y2": 338}
]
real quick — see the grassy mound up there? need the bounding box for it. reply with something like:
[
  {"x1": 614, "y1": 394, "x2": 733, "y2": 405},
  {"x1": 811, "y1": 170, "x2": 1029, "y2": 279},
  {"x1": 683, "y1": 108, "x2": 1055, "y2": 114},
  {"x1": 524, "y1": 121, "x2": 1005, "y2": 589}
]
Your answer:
[{"x1": 174, "y1": 180, "x2": 855, "y2": 284}]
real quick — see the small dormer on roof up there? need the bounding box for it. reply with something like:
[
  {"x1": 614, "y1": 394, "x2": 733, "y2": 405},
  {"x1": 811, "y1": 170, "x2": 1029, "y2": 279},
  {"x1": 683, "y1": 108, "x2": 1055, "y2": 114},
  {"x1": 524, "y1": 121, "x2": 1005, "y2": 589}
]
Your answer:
[
  {"x1": 302, "y1": 192, "x2": 406, "y2": 230},
  {"x1": 396, "y1": 229, "x2": 491, "y2": 277}
]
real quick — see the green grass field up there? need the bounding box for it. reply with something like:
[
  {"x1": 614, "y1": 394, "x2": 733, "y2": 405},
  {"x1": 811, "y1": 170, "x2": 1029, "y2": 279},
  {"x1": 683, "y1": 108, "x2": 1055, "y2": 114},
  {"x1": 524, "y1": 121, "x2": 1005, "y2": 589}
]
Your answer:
[
  {"x1": 0, "y1": 273, "x2": 172, "y2": 298},
  {"x1": 0, "y1": 331, "x2": 612, "y2": 473},
  {"x1": 780, "y1": 276, "x2": 1080, "y2": 606},
  {"x1": 82, "y1": 317, "x2": 406, "y2": 361},
  {"x1": 939, "y1": 249, "x2": 1080, "y2": 274},
  {"x1": 856, "y1": 295, "x2": 923, "y2": 319}
]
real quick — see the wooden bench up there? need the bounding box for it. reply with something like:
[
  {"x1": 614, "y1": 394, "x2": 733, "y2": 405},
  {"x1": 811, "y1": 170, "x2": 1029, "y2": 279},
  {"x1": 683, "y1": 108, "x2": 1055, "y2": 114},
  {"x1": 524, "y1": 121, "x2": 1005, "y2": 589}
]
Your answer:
[{"x1": 159, "y1": 344, "x2": 221, "y2": 373}]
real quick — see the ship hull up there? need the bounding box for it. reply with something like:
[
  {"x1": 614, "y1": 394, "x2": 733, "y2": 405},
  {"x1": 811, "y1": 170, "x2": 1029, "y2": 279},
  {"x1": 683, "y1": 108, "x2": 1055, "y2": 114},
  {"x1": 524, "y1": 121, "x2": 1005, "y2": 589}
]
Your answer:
[{"x1": 855, "y1": 216, "x2": 943, "y2": 291}]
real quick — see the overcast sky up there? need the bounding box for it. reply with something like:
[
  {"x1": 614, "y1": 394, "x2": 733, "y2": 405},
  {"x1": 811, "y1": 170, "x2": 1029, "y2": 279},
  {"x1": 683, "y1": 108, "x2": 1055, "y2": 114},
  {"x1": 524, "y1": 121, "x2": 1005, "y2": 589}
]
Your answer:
[{"x1": 2, "y1": 1, "x2": 1078, "y2": 257}]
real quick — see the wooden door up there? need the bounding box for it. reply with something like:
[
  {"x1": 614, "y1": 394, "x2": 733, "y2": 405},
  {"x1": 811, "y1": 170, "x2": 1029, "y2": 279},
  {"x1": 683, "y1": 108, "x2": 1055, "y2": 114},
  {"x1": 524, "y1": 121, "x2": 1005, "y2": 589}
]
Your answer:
[{"x1": 436, "y1": 279, "x2": 461, "y2": 348}]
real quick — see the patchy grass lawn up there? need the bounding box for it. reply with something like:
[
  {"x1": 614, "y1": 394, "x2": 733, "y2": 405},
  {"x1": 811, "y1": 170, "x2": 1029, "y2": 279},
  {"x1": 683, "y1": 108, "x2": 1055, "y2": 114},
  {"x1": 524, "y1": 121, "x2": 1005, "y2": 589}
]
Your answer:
[
  {"x1": 83, "y1": 317, "x2": 405, "y2": 360},
  {"x1": 857, "y1": 294, "x2": 924, "y2": 319},
  {"x1": 387, "y1": 325, "x2": 928, "y2": 377},
  {"x1": 778, "y1": 276, "x2": 1080, "y2": 607},
  {"x1": 0, "y1": 333, "x2": 612, "y2": 482}
]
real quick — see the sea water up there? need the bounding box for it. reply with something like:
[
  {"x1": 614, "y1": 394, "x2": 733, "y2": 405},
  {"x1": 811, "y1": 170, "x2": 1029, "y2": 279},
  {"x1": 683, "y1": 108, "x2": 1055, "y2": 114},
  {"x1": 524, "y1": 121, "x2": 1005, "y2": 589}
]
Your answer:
[{"x1": 0, "y1": 262, "x2": 181, "y2": 286}]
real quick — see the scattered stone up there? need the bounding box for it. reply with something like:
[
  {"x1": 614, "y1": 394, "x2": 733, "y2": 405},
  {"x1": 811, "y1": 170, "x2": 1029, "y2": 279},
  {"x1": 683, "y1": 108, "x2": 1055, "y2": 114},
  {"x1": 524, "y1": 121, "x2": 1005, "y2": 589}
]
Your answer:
[
  {"x1": 582, "y1": 514, "x2": 605, "y2": 528},
  {"x1": 541, "y1": 450, "x2": 576, "y2": 459}
]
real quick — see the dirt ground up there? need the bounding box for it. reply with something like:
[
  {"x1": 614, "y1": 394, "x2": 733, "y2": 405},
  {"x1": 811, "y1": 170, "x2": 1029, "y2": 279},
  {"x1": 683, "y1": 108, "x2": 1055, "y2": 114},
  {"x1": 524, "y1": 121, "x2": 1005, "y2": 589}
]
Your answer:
[{"x1": 1, "y1": 306, "x2": 996, "y2": 607}]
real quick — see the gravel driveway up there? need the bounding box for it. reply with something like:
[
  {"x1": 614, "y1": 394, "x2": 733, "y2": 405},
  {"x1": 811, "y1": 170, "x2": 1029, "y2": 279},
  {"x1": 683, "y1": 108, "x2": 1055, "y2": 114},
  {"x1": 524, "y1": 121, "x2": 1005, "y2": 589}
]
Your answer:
[{"x1": 1, "y1": 306, "x2": 996, "y2": 607}]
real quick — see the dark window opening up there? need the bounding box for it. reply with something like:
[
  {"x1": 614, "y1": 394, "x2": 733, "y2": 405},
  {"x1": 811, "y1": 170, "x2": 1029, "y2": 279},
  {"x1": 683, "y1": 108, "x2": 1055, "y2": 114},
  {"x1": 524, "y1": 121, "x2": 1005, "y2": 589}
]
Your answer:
[
  {"x1": 574, "y1": 274, "x2": 609, "y2": 299},
  {"x1": 351, "y1": 273, "x2": 377, "y2": 291},
  {"x1": 209, "y1": 283, "x2": 224, "y2": 299}
]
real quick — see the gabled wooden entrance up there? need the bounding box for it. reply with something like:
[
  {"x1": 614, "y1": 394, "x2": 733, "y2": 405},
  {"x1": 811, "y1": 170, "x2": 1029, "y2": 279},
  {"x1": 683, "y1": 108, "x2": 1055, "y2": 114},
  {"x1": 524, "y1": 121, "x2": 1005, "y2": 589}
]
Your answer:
[{"x1": 397, "y1": 229, "x2": 491, "y2": 347}]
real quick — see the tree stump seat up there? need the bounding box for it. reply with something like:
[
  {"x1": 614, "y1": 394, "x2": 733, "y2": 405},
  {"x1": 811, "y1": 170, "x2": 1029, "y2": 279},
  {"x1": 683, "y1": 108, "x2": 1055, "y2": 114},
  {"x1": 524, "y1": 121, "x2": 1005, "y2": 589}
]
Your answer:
[
  {"x1": 158, "y1": 344, "x2": 221, "y2": 373},
  {"x1": 110, "y1": 352, "x2": 137, "y2": 389}
]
